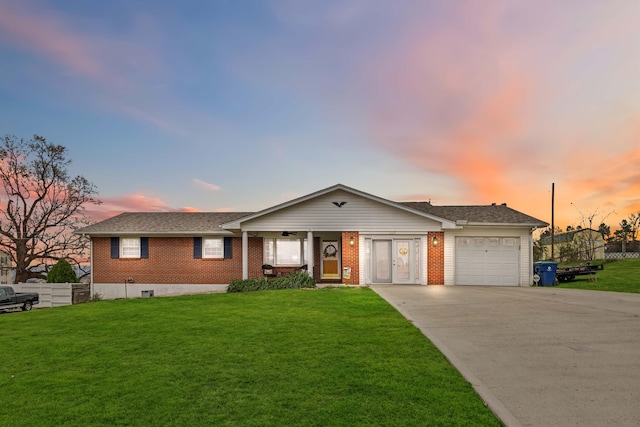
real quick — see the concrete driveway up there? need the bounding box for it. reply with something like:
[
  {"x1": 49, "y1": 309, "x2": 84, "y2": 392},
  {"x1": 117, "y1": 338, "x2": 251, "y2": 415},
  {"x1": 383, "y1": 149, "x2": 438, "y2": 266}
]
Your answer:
[{"x1": 371, "y1": 285, "x2": 640, "y2": 427}]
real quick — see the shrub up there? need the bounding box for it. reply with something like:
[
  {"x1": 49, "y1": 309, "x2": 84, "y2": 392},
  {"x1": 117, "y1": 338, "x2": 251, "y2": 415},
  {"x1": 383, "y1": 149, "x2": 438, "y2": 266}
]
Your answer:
[
  {"x1": 47, "y1": 259, "x2": 78, "y2": 283},
  {"x1": 227, "y1": 271, "x2": 316, "y2": 293}
]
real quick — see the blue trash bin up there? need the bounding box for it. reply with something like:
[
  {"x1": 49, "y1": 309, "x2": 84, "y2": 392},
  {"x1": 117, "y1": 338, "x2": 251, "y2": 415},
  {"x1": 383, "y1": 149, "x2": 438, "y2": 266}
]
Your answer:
[{"x1": 534, "y1": 262, "x2": 558, "y2": 286}]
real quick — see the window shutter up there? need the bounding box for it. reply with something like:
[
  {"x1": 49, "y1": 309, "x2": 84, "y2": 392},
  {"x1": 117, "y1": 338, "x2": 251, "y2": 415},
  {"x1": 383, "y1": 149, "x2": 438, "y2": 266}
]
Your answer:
[
  {"x1": 194, "y1": 237, "x2": 202, "y2": 259},
  {"x1": 110, "y1": 237, "x2": 119, "y2": 259},
  {"x1": 140, "y1": 237, "x2": 149, "y2": 259},
  {"x1": 224, "y1": 237, "x2": 232, "y2": 259}
]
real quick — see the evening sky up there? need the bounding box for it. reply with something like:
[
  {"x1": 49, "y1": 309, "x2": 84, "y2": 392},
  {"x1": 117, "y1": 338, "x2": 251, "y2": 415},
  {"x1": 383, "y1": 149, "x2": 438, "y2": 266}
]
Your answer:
[{"x1": 1, "y1": 0, "x2": 639, "y2": 229}]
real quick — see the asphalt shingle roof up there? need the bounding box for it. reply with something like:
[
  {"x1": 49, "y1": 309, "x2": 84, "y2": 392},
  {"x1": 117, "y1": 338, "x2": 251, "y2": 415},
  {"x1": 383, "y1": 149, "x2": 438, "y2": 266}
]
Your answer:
[
  {"x1": 76, "y1": 212, "x2": 252, "y2": 235},
  {"x1": 401, "y1": 202, "x2": 547, "y2": 226},
  {"x1": 77, "y1": 200, "x2": 547, "y2": 236}
]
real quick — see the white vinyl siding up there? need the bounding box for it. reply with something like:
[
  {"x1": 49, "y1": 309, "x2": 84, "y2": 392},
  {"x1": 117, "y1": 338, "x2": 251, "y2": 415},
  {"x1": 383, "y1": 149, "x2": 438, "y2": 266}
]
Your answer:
[
  {"x1": 203, "y1": 238, "x2": 223, "y2": 259},
  {"x1": 121, "y1": 238, "x2": 140, "y2": 258},
  {"x1": 241, "y1": 189, "x2": 444, "y2": 233}
]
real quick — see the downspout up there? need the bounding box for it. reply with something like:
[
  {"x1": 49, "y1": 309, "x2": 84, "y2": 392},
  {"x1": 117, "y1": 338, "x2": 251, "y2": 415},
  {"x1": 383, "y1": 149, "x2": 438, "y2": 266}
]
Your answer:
[{"x1": 551, "y1": 183, "x2": 555, "y2": 261}]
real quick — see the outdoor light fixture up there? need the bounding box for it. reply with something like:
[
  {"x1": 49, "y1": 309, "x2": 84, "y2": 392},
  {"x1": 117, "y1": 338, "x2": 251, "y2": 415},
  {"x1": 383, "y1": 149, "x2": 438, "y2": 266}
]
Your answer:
[
  {"x1": 349, "y1": 236, "x2": 355, "y2": 246},
  {"x1": 432, "y1": 236, "x2": 439, "y2": 247}
]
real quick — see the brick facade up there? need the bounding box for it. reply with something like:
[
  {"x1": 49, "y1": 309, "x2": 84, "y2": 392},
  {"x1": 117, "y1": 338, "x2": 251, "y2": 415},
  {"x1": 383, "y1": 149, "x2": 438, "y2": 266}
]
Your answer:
[
  {"x1": 92, "y1": 236, "x2": 261, "y2": 284},
  {"x1": 93, "y1": 236, "x2": 327, "y2": 284},
  {"x1": 93, "y1": 232, "x2": 444, "y2": 286},
  {"x1": 427, "y1": 232, "x2": 444, "y2": 285},
  {"x1": 341, "y1": 231, "x2": 359, "y2": 285}
]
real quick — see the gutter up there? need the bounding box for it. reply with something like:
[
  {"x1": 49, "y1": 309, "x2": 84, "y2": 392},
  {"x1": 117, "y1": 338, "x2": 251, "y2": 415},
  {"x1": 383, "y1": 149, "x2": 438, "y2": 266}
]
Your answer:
[
  {"x1": 462, "y1": 222, "x2": 548, "y2": 228},
  {"x1": 75, "y1": 231, "x2": 237, "y2": 237}
]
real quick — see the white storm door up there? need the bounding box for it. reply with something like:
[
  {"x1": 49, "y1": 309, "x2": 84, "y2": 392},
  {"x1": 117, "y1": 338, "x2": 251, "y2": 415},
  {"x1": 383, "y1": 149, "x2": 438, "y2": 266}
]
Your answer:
[
  {"x1": 372, "y1": 240, "x2": 392, "y2": 283},
  {"x1": 393, "y1": 239, "x2": 413, "y2": 284}
]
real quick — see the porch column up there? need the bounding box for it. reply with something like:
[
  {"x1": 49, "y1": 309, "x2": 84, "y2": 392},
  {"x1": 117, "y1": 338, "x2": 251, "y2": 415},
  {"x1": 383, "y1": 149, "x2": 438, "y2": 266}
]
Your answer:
[
  {"x1": 307, "y1": 231, "x2": 314, "y2": 277},
  {"x1": 242, "y1": 231, "x2": 248, "y2": 280}
]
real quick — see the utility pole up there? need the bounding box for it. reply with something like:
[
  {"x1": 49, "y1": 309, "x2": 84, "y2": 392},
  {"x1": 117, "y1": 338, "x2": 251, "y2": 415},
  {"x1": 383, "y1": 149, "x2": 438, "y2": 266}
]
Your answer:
[{"x1": 551, "y1": 183, "x2": 555, "y2": 261}]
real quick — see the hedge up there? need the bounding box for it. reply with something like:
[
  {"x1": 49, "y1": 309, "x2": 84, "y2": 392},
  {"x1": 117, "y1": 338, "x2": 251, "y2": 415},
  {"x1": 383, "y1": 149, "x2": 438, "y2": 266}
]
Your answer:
[{"x1": 227, "y1": 271, "x2": 316, "y2": 293}]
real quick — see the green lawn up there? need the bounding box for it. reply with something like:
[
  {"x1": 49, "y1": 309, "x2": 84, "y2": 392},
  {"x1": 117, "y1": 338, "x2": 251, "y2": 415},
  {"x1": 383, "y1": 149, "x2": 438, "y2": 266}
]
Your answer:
[
  {"x1": 0, "y1": 288, "x2": 501, "y2": 426},
  {"x1": 558, "y1": 258, "x2": 640, "y2": 293}
]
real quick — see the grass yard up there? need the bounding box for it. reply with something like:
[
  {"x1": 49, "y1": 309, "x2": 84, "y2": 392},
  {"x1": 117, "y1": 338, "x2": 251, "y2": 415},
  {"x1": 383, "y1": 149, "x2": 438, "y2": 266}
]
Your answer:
[
  {"x1": 558, "y1": 258, "x2": 640, "y2": 293},
  {"x1": 0, "y1": 288, "x2": 501, "y2": 427}
]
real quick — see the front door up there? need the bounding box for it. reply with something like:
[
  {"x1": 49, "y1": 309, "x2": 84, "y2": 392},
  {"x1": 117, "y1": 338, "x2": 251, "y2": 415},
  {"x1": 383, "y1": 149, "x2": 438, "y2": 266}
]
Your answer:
[
  {"x1": 321, "y1": 240, "x2": 340, "y2": 279},
  {"x1": 372, "y1": 239, "x2": 415, "y2": 284}
]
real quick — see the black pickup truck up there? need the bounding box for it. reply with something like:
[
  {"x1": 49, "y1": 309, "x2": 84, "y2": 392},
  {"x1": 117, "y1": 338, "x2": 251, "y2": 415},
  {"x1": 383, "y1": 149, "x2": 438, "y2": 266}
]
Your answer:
[{"x1": 0, "y1": 285, "x2": 39, "y2": 312}]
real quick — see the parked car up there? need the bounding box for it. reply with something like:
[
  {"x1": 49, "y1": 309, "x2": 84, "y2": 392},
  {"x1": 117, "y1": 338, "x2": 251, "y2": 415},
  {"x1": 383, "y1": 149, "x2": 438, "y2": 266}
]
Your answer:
[{"x1": 0, "y1": 285, "x2": 39, "y2": 312}]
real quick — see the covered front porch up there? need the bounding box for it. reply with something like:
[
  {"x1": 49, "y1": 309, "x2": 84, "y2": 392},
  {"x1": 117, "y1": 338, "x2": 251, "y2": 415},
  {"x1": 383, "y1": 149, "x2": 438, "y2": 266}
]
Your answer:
[
  {"x1": 238, "y1": 230, "x2": 360, "y2": 285},
  {"x1": 236, "y1": 230, "x2": 443, "y2": 285},
  {"x1": 219, "y1": 185, "x2": 450, "y2": 286}
]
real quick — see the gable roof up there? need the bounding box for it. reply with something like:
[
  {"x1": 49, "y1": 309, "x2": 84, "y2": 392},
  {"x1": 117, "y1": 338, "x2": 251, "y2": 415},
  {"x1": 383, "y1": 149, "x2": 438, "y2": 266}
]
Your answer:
[
  {"x1": 220, "y1": 183, "x2": 459, "y2": 230},
  {"x1": 402, "y1": 202, "x2": 548, "y2": 227},
  {"x1": 76, "y1": 184, "x2": 547, "y2": 236},
  {"x1": 75, "y1": 212, "x2": 251, "y2": 236}
]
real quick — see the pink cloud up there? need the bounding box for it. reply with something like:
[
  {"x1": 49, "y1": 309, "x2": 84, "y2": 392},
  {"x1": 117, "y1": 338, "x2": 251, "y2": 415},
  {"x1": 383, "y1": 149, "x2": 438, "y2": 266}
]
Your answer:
[
  {"x1": 0, "y1": 0, "x2": 189, "y2": 134},
  {"x1": 0, "y1": 2, "x2": 105, "y2": 77},
  {"x1": 0, "y1": 1, "x2": 105, "y2": 80},
  {"x1": 85, "y1": 193, "x2": 199, "y2": 222},
  {"x1": 193, "y1": 179, "x2": 222, "y2": 192},
  {"x1": 178, "y1": 207, "x2": 201, "y2": 213},
  {"x1": 356, "y1": 0, "x2": 640, "y2": 228}
]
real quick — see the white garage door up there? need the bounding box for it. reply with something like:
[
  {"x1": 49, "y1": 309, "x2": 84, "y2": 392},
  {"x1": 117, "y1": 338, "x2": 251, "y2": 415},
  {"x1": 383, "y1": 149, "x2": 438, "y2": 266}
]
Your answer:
[{"x1": 455, "y1": 237, "x2": 520, "y2": 286}]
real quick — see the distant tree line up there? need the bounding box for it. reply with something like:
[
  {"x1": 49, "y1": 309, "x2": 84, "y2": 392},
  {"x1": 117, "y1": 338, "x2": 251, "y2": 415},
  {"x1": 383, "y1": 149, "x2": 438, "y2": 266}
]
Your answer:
[{"x1": 536, "y1": 210, "x2": 640, "y2": 261}]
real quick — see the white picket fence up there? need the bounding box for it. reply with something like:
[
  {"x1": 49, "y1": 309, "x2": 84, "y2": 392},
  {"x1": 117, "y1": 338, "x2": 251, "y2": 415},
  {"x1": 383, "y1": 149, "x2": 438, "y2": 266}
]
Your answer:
[{"x1": 13, "y1": 283, "x2": 74, "y2": 308}]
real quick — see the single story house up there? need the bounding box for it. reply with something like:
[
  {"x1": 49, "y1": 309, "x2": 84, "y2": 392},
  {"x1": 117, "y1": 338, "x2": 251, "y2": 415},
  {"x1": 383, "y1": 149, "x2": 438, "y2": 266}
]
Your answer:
[
  {"x1": 539, "y1": 228, "x2": 605, "y2": 262},
  {"x1": 76, "y1": 184, "x2": 547, "y2": 299}
]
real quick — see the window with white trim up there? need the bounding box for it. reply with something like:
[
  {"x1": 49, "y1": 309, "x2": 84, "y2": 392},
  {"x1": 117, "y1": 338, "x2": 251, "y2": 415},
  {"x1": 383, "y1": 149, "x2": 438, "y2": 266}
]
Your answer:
[
  {"x1": 121, "y1": 238, "x2": 141, "y2": 258},
  {"x1": 203, "y1": 238, "x2": 224, "y2": 259},
  {"x1": 263, "y1": 238, "x2": 307, "y2": 266}
]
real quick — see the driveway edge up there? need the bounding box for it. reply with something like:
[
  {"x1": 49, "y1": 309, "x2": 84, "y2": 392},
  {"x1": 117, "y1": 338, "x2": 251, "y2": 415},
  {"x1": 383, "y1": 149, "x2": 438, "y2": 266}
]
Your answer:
[
  {"x1": 371, "y1": 287, "x2": 522, "y2": 427},
  {"x1": 422, "y1": 330, "x2": 522, "y2": 427}
]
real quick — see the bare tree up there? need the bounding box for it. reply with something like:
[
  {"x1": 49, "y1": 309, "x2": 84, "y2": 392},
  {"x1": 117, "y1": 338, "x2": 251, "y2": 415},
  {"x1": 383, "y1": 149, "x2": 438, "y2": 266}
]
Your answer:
[
  {"x1": 570, "y1": 204, "x2": 614, "y2": 261},
  {"x1": 0, "y1": 135, "x2": 100, "y2": 282}
]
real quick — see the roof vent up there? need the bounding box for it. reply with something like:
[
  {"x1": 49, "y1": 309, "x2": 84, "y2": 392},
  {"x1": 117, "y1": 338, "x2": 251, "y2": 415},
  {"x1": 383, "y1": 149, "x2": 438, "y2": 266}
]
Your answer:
[
  {"x1": 501, "y1": 203, "x2": 507, "y2": 206},
  {"x1": 491, "y1": 203, "x2": 497, "y2": 206}
]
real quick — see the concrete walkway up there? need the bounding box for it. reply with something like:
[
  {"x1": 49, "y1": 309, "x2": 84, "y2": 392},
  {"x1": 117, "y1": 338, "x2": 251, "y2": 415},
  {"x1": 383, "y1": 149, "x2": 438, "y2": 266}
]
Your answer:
[{"x1": 371, "y1": 285, "x2": 640, "y2": 427}]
